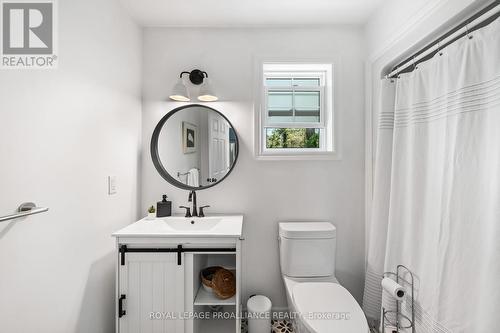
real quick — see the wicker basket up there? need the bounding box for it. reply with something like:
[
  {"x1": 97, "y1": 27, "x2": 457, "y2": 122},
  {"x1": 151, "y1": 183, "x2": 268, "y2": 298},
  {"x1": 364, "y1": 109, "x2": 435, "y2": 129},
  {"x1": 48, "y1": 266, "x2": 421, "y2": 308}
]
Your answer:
[
  {"x1": 212, "y1": 268, "x2": 236, "y2": 299},
  {"x1": 200, "y1": 266, "x2": 223, "y2": 292}
]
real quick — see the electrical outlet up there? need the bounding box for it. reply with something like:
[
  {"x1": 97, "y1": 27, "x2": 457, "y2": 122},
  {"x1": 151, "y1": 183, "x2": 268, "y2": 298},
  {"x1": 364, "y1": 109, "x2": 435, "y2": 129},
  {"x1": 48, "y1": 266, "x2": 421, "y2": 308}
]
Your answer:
[{"x1": 108, "y1": 175, "x2": 117, "y2": 195}]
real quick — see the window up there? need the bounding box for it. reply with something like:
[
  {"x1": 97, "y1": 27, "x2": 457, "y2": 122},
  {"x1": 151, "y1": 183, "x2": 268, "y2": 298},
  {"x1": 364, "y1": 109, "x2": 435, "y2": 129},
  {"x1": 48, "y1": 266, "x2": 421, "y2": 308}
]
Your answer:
[{"x1": 257, "y1": 63, "x2": 335, "y2": 159}]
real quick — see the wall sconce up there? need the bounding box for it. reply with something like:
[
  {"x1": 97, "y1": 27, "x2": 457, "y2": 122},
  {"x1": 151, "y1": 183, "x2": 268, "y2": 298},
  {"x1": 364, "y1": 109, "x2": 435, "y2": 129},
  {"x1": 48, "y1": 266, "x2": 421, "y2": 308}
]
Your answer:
[{"x1": 169, "y1": 69, "x2": 218, "y2": 102}]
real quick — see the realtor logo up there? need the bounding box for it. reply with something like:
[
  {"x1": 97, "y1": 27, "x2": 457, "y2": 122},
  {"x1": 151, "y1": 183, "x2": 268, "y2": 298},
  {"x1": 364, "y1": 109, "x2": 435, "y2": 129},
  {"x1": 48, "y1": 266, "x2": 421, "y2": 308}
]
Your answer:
[{"x1": 1, "y1": 0, "x2": 57, "y2": 68}]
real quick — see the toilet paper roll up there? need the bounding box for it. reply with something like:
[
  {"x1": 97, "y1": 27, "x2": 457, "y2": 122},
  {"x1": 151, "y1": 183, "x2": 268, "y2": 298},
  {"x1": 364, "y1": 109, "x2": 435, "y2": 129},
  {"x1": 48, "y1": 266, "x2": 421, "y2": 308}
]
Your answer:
[{"x1": 381, "y1": 277, "x2": 406, "y2": 301}]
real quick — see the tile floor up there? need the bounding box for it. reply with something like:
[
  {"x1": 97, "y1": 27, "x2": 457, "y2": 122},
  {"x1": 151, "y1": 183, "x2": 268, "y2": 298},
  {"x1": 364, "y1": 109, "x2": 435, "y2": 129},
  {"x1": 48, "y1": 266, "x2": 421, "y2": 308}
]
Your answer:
[{"x1": 241, "y1": 319, "x2": 294, "y2": 333}]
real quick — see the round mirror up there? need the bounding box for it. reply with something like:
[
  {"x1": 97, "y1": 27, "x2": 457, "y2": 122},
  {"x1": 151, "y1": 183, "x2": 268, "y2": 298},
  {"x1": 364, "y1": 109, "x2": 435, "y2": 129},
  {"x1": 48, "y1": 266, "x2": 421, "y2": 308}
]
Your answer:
[{"x1": 151, "y1": 104, "x2": 239, "y2": 190}]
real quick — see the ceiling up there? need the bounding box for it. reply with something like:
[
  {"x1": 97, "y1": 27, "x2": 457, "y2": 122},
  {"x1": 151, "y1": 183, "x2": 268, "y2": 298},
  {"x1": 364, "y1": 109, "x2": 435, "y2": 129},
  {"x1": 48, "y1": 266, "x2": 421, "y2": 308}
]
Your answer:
[{"x1": 120, "y1": 0, "x2": 386, "y2": 27}]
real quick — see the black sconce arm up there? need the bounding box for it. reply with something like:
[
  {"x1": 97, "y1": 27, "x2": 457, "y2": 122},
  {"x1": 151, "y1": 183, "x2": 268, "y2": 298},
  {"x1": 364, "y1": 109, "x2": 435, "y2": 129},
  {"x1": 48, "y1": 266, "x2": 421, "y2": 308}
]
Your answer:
[{"x1": 178, "y1": 69, "x2": 209, "y2": 85}]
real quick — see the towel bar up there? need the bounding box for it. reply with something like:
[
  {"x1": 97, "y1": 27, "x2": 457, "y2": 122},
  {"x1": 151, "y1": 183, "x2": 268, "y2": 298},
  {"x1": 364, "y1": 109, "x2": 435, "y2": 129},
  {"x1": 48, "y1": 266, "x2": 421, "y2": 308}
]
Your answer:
[
  {"x1": 0, "y1": 202, "x2": 49, "y2": 223},
  {"x1": 177, "y1": 167, "x2": 199, "y2": 178}
]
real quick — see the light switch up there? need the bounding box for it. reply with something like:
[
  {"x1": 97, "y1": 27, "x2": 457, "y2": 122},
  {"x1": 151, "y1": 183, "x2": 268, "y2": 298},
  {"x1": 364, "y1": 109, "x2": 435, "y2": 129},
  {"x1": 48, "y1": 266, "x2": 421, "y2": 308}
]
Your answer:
[{"x1": 108, "y1": 175, "x2": 117, "y2": 195}]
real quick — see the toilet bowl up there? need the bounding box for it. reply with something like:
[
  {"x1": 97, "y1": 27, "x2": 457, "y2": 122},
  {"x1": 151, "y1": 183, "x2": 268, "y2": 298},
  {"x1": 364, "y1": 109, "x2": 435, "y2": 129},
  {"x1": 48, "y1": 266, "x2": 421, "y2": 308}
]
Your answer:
[{"x1": 279, "y1": 222, "x2": 369, "y2": 333}]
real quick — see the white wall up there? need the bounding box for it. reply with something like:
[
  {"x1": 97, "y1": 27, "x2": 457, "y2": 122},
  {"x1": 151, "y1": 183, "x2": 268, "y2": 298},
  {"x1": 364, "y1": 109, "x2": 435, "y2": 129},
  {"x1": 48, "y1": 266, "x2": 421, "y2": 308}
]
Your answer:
[
  {"x1": 0, "y1": 0, "x2": 142, "y2": 332},
  {"x1": 141, "y1": 27, "x2": 366, "y2": 307}
]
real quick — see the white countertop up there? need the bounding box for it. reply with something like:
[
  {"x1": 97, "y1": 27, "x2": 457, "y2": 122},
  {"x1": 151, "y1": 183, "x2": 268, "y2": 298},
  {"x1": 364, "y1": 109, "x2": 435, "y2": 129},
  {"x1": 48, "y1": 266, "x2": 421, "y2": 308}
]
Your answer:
[{"x1": 112, "y1": 214, "x2": 243, "y2": 238}]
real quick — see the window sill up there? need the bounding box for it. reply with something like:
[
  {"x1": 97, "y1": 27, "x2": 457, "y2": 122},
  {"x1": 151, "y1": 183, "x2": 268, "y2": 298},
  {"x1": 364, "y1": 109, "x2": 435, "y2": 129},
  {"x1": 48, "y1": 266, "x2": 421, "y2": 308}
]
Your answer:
[{"x1": 255, "y1": 152, "x2": 341, "y2": 161}]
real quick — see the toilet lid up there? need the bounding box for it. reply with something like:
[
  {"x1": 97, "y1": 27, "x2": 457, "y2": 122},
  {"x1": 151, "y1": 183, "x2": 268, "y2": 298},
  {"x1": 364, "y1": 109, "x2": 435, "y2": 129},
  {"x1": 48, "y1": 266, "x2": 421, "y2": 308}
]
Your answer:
[{"x1": 293, "y1": 282, "x2": 368, "y2": 333}]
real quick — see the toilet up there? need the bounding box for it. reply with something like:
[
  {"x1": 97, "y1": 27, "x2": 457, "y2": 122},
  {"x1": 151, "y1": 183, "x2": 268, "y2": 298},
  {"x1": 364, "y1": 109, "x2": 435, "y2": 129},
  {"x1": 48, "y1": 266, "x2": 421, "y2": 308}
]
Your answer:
[{"x1": 279, "y1": 222, "x2": 369, "y2": 333}]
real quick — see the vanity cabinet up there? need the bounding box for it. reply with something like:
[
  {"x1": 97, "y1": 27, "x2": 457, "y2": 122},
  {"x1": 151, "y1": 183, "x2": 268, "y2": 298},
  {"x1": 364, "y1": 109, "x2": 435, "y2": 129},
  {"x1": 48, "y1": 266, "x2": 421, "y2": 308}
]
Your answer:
[
  {"x1": 112, "y1": 216, "x2": 243, "y2": 333},
  {"x1": 118, "y1": 252, "x2": 185, "y2": 333}
]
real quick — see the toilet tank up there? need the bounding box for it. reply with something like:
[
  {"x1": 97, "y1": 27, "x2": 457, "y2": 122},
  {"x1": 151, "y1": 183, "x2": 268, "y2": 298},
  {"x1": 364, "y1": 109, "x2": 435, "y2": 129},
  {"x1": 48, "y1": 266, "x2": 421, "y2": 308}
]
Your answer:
[{"x1": 279, "y1": 222, "x2": 336, "y2": 277}]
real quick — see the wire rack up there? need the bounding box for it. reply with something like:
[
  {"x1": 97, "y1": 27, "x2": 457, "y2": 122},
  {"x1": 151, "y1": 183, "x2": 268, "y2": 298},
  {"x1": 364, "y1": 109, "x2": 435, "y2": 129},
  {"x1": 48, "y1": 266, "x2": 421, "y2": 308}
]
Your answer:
[{"x1": 382, "y1": 265, "x2": 415, "y2": 333}]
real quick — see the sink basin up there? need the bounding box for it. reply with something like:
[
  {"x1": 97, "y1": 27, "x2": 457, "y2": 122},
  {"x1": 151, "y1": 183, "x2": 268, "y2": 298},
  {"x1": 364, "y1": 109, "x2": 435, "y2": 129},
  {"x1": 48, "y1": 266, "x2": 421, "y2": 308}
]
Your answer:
[
  {"x1": 112, "y1": 214, "x2": 243, "y2": 238},
  {"x1": 164, "y1": 217, "x2": 222, "y2": 231}
]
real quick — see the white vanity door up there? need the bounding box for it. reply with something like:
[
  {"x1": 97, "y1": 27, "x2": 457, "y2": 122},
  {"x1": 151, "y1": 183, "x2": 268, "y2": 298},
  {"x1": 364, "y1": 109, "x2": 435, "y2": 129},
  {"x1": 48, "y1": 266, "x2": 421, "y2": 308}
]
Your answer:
[{"x1": 118, "y1": 253, "x2": 185, "y2": 333}]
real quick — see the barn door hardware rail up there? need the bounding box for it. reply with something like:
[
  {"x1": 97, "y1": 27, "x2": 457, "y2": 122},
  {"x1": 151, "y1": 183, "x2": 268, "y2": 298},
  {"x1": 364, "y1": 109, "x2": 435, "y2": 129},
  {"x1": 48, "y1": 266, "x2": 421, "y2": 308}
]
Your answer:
[{"x1": 119, "y1": 245, "x2": 236, "y2": 266}]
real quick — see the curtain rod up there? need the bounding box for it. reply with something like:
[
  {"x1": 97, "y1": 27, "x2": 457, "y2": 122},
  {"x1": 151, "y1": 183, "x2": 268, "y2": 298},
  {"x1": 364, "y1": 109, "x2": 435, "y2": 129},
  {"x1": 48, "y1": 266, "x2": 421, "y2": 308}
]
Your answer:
[{"x1": 387, "y1": 1, "x2": 500, "y2": 78}]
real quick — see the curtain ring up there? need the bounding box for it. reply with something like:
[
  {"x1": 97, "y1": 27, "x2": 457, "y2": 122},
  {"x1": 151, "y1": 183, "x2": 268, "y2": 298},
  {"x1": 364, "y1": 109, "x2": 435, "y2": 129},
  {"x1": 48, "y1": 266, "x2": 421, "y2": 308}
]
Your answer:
[
  {"x1": 437, "y1": 40, "x2": 443, "y2": 56},
  {"x1": 465, "y1": 24, "x2": 473, "y2": 39},
  {"x1": 413, "y1": 56, "x2": 418, "y2": 70}
]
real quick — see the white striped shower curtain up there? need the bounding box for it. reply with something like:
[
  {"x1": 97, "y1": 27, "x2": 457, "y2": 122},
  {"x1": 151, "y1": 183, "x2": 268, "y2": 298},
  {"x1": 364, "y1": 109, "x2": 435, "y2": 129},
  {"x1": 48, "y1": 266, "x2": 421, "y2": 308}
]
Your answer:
[{"x1": 363, "y1": 17, "x2": 500, "y2": 333}]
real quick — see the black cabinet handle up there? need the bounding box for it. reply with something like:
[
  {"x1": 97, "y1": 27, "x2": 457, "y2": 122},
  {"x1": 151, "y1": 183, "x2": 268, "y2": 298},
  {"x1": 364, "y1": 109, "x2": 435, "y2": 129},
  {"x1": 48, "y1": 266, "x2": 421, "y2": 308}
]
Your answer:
[{"x1": 118, "y1": 294, "x2": 126, "y2": 318}]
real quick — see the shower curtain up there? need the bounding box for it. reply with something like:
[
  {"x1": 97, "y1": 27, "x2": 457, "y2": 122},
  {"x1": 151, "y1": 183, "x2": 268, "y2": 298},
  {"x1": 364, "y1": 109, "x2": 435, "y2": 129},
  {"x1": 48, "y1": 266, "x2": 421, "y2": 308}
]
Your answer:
[{"x1": 363, "y1": 17, "x2": 500, "y2": 333}]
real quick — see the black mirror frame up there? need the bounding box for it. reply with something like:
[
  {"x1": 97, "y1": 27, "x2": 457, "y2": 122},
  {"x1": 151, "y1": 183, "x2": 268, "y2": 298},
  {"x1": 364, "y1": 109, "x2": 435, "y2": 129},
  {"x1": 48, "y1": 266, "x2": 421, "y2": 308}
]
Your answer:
[{"x1": 150, "y1": 104, "x2": 239, "y2": 191}]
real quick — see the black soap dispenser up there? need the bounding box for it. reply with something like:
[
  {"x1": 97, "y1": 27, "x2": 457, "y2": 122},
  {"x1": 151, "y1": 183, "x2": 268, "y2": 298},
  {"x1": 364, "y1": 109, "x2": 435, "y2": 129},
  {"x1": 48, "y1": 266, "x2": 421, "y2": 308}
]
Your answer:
[{"x1": 156, "y1": 194, "x2": 172, "y2": 217}]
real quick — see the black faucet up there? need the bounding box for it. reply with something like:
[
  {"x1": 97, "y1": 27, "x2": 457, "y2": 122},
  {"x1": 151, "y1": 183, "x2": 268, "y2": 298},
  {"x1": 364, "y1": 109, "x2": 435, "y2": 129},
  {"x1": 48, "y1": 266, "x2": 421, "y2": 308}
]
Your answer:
[{"x1": 188, "y1": 190, "x2": 198, "y2": 217}]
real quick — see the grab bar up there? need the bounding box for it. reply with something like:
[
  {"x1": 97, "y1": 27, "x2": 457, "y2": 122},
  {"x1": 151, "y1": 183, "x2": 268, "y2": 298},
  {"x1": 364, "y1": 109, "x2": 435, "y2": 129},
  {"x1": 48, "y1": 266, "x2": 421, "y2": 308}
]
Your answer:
[
  {"x1": 0, "y1": 202, "x2": 49, "y2": 223},
  {"x1": 177, "y1": 167, "x2": 199, "y2": 178}
]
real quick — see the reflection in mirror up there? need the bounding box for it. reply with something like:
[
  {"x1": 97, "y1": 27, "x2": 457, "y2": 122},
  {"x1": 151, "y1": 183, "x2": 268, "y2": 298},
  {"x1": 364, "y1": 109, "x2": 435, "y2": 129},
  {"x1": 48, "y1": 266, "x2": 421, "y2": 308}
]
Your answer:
[{"x1": 152, "y1": 105, "x2": 238, "y2": 189}]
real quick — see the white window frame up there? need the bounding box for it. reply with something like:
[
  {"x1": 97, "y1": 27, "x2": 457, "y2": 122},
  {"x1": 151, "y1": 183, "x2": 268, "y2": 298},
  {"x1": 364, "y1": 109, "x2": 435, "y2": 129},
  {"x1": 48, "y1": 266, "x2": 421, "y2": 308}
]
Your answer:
[{"x1": 255, "y1": 62, "x2": 336, "y2": 160}]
